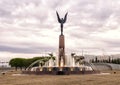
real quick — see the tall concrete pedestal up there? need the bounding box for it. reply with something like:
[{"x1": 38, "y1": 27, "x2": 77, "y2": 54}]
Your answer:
[{"x1": 59, "y1": 34, "x2": 65, "y2": 67}]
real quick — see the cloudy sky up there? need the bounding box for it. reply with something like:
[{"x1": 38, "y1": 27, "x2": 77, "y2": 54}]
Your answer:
[{"x1": 0, "y1": 0, "x2": 120, "y2": 59}]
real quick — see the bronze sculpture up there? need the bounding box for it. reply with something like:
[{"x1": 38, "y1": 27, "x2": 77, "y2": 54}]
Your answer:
[{"x1": 56, "y1": 11, "x2": 68, "y2": 35}]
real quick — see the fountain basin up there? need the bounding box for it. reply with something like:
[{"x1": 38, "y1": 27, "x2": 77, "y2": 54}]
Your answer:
[{"x1": 22, "y1": 66, "x2": 100, "y2": 75}]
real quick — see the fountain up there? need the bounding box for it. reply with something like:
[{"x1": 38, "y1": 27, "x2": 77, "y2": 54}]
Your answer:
[{"x1": 22, "y1": 11, "x2": 100, "y2": 75}]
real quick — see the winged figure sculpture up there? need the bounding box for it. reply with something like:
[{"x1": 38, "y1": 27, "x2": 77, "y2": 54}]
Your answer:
[{"x1": 56, "y1": 11, "x2": 68, "y2": 35}]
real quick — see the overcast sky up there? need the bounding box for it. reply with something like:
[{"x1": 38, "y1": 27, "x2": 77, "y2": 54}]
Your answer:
[{"x1": 0, "y1": 0, "x2": 120, "y2": 59}]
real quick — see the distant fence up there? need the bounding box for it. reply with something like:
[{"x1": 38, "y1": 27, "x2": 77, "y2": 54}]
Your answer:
[
  {"x1": 93, "y1": 63, "x2": 120, "y2": 70},
  {"x1": 0, "y1": 67, "x2": 14, "y2": 72}
]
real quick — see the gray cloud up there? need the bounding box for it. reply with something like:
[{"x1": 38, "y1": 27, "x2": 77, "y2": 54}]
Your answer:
[
  {"x1": 102, "y1": 40, "x2": 120, "y2": 48},
  {"x1": 0, "y1": 0, "x2": 120, "y2": 55},
  {"x1": 0, "y1": 45, "x2": 56, "y2": 53}
]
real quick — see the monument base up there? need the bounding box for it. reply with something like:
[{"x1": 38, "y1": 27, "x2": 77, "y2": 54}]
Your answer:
[{"x1": 22, "y1": 67, "x2": 100, "y2": 75}]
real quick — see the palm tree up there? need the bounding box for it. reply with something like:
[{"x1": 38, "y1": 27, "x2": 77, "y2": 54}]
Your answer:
[
  {"x1": 48, "y1": 53, "x2": 55, "y2": 61},
  {"x1": 74, "y1": 56, "x2": 85, "y2": 66},
  {"x1": 71, "y1": 53, "x2": 76, "y2": 57}
]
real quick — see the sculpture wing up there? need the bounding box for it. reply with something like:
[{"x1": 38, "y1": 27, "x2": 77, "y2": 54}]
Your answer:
[
  {"x1": 63, "y1": 12, "x2": 68, "y2": 23},
  {"x1": 56, "y1": 11, "x2": 61, "y2": 23}
]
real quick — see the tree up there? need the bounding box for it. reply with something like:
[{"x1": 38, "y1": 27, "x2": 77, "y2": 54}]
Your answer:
[
  {"x1": 48, "y1": 53, "x2": 56, "y2": 61},
  {"x1": 108, "y1": 56, "x2": 111, "y2": 63},
  {"x1": 9, "y1": 58, "x2": 25, "y2": 70},
  {"x1": 95, "y1": 57, "x2": 98, "y2": 63},
  {"x1": 9, "y1": 56, "x2": 56, "y2": 70}
]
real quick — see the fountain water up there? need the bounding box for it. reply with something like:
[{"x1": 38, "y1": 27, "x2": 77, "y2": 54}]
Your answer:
[{"x1": 23, "y1": 53, "x2": 100, "y2": 75}]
